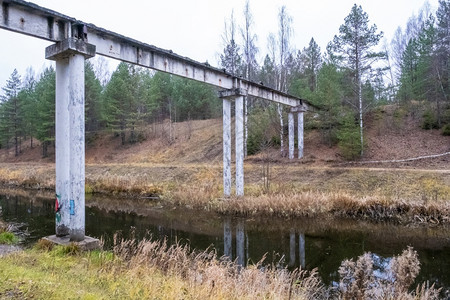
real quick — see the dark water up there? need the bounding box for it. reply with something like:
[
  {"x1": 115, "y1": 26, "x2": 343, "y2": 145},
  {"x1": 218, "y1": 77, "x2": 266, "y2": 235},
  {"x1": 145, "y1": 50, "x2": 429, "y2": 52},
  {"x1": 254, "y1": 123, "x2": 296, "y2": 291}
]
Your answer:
[{"x1": 0, "y1": 192, "x2": 449, "y2": 292}]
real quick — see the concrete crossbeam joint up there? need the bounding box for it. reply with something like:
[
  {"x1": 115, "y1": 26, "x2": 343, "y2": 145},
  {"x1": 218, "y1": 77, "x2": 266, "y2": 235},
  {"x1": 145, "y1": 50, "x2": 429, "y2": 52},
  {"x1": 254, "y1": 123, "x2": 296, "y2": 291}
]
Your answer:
[{"x1": 45, "y1": 37, "x2": 95, "y2": 61}]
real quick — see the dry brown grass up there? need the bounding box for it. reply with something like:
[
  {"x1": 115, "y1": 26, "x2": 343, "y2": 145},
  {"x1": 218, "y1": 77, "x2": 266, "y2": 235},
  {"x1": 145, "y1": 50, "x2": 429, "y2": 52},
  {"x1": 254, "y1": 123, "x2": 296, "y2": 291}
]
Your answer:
[
  {"x1": 106, "y1": 236, "x2": 442, "y2": 299},
  {"x1": 0, "y1": 161, "x2": 449, "y2": 225},
  {"x1": 112, "y1": 234, "x2": 326, "y2": 300}
]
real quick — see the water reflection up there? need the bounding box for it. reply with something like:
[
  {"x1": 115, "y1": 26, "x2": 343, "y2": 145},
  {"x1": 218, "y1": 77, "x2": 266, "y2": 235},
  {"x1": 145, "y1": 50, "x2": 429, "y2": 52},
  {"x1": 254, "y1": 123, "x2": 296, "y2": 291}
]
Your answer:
[
  {"x1": 288, "y1": 229, "x2": 306, "y2": 268},
  {"x1": 0, "y1": 192, "x2": 449, "y2": 292},
  {"x1": 223, "y1": 218, "x2": 247, "y2": 267}
]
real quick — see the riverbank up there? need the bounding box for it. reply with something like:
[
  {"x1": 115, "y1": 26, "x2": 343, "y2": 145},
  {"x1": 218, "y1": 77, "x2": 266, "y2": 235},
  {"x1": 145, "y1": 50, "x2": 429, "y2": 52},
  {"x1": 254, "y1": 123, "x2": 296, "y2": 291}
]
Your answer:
[
  {"x1": 0, "y1": 162, "x2": 449, "y2": 226},
  {"x1": 0, "y1": 237, "x2": 443, "y2": 299}
]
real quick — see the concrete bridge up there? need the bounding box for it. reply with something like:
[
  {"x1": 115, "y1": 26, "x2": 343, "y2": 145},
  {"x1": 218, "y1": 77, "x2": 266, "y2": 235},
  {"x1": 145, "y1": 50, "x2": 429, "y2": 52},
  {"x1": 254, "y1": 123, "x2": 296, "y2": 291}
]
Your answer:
[{"x1": 0, "y1": 0, "x2": 311, "y2": 243}]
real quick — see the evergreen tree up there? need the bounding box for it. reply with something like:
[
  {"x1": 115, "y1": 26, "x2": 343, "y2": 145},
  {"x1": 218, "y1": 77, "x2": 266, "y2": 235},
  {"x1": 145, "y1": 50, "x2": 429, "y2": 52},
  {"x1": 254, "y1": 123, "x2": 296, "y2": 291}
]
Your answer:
[
  {"x1": 302, "y1": 38, "x2": 322, "y2": 92},
  {"x1": 85, "y1": 61, "x2": 103, "y2": 137},
  {"x1": 102, "y1": 62, "x2": 133, "y2": 145},
  {"x1": 19, "y1": 75, "x2": 38, "y2": 149},
  {"x1": 220, "y1": 11, "x2": 242, "y2": 75},
  {"x1": 34, "y1": 67, "x2": 55, "y2": 157},
  {"x1": 259, "y1": 55, "x2": 277, "y2": 90},
  {"x1": 0, "y1": 69, "x2": 22, "y2": 155},
  {"x1": 172, "y1": 77, "x2": 220, "y2": 121},
  {"x1": 330, "y1": 4, "x2": 385, "y2": 156},
  {"x1": 435, "y1": 0, "x2": 450, "y2": 126}
]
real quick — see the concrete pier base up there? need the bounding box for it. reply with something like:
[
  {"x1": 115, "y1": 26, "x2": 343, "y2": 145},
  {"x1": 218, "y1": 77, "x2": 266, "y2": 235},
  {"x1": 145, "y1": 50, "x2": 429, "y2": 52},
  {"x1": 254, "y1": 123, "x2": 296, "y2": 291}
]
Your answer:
[{"x1": 43, "y1": 235, "x2": 101, "y2": 251}]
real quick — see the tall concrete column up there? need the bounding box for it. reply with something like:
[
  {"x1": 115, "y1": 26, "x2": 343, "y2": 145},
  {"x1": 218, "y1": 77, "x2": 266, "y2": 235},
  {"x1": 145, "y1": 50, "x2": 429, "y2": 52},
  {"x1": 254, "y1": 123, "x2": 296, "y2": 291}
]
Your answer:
[
  {"x1": 46, "y1": 38, "x2": 95, "y2": 242},
  {"x1": 235, "y1": 96, "x2": 244, "y2": 196},
  {"x1": 288, "y1": 112, "x2": 295, "y2": 159},
  {"x1": 68, "y1": 53, "x2": 86, "y2": 242},
  {"x1": 298, "y1": 111, "x2": 304, "y2": 159},
  {"x1": 223, "y1": 99, "x2": 232, "y2": 197},
  {"x1": 54, "y1": 59, "x2": 70, "y2": 237}
]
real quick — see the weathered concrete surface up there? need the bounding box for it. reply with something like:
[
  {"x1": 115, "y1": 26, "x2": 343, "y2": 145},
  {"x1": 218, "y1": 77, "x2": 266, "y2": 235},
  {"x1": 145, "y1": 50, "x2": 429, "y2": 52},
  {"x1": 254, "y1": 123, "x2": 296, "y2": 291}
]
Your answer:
[
  {"x1": 54, "y1": 58, "x2": 70, "y2": 237},
  {"x1": 288, "y1": 112, "x2": 295, "y2": 160},
  {"x1": 235, "y1": 96, "x2": 244, "y2": 196},
  {"x1": 43, "y1": 235, "x2": 101, "y2": 251},
  {"x1": 298, "y1": 112, "x2": 304, "y2": 159},
  {"x1": 223, "y1": 99, "x2": 231, "y2": 197}
]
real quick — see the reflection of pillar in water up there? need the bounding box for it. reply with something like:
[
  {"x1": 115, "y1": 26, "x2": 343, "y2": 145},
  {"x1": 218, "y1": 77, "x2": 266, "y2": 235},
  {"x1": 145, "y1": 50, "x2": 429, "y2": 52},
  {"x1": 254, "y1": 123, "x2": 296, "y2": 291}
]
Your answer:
[
  {"x1": 289, "y1": 228, "x2": 296, "y2": 267},
  {"x1": 299, "y1": 233, "x2": 306, "y2": 268},
  {"x1": 223, "y1": 218, "x2": 232, "y2": 260},
  {"x1": 236, "y1": 220, "x2": 245, "y2": 266}
]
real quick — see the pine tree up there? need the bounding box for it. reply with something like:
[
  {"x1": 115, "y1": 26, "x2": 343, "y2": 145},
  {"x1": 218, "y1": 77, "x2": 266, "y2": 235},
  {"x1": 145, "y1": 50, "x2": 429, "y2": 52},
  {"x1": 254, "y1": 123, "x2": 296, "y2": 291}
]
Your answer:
[
  {"x1": 0, "y1": 69, "x2": 22, "y2": 155},
  {"x1": 85, "y1": 61, "x2": 102, "y2": 137},
  {"x1": 435, "y1": 0, "x2": 450, "y2": 126},
  {"x1": 301, "y1": 38, "x2": 322, "y2": 92},
  {"x1": 220, "y1": 11, "x2": 242, "y2": 75},
  {"x1": 34, "y1": 67, "x2": 55, "y2": 158},
  {"x1": 330, "y1": 4, "x2": 385, "y2": 156},
  {"x1": 102, "y1": 62, "x2": 133, "y2": 145}
]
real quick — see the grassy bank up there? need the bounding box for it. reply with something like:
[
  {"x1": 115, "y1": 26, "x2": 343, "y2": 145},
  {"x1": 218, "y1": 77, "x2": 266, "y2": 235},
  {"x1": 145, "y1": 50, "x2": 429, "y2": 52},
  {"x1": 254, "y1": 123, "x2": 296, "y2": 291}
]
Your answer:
[
  {"x1": 0, "y1": 162, "x2": 449, "y2": 225},
  {"x1": 0, "y1": 237, "x2": 443, "y2": 299}
]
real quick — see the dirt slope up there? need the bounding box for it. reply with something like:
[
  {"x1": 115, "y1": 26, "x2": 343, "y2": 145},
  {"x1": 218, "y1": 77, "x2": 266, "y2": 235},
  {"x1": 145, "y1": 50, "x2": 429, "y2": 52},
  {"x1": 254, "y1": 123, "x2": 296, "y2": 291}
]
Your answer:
[{"x1": 0, "y1": 106, "x2": 449, "y2": 169}]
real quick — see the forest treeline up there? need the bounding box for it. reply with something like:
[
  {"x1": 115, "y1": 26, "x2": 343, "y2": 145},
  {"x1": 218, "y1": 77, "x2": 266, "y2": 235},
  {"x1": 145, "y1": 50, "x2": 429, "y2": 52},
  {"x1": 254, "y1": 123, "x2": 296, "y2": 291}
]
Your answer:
[{"x1": 1, "y1": 1, "x2": 449, "y2": 159}]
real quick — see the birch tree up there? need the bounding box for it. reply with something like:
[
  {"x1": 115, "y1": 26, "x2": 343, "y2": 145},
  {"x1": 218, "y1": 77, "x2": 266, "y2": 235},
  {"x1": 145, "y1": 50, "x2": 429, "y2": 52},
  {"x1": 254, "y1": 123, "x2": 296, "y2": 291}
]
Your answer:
[
  {"x1": 240, "y1": 0, "x2": 258, "y2": 156},
  {"x1": 220, "y1": 10, "x2": 242, "y2": 76},
  {"x1": 330, "y1": 4, "x2": 385, "y2": 156},
  {"x1": 275, "y1": 5, "x2": 293, "y2": 156}
]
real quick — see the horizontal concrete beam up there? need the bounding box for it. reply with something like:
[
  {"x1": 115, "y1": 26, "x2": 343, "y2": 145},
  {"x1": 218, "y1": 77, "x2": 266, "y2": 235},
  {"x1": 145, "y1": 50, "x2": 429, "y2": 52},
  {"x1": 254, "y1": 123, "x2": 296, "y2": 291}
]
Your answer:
[{"x1": 0, "y1": 0, "x2": 308, "y2": 108}]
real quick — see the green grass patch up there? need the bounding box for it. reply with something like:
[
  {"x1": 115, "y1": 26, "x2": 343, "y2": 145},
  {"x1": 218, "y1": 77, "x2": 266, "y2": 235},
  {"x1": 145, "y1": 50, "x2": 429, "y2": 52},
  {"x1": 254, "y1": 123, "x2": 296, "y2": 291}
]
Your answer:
[{"x1": 0, "y1": 232, "x2": 18, "y2": 245}]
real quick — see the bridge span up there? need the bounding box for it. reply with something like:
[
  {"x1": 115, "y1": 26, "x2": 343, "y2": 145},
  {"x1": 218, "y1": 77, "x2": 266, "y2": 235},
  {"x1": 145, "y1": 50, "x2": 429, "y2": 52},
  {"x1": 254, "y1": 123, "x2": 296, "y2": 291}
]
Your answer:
[{"x1": 1, "y1": 0, "x2": 311, "y2": 242}]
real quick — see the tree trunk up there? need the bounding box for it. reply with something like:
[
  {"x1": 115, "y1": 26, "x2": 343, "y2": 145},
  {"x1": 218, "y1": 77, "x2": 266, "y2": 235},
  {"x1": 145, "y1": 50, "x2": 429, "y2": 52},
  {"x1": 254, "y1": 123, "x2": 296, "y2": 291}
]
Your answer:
[
  {"x1": 358, "y1": 78, "x2": 364, "y2": 156},
  {"x1": 42, "y1": 141, "x2": 48, "y2": 158}
]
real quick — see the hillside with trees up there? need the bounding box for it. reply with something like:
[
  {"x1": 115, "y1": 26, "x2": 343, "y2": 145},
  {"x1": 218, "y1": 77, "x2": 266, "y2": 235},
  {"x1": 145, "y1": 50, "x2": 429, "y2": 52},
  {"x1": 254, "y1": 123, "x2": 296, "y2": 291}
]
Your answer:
[{"x1": 0, "y1": 1, "x2": 448, "y2": 165}]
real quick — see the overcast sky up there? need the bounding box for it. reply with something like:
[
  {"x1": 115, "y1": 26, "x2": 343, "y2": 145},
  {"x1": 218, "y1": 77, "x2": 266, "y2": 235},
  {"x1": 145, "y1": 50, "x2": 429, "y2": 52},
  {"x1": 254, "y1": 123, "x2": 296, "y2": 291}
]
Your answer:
[{"x1": 0, "y1": 0, "x2": 439, "y2": 95}]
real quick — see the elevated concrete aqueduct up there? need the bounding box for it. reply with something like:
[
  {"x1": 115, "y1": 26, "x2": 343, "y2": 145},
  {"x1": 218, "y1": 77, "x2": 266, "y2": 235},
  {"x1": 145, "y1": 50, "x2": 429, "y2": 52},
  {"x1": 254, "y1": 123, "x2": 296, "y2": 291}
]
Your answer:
[{"x1": 0, "y1": 0, "x2": 311, "y2": 243}]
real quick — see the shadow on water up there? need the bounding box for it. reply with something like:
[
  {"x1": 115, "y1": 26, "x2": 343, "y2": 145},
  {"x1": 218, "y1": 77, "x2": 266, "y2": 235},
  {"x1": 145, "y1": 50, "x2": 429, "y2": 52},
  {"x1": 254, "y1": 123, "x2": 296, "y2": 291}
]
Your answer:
[{"x1": 0, "y1": 191, "x2": 449, "y2": 292}]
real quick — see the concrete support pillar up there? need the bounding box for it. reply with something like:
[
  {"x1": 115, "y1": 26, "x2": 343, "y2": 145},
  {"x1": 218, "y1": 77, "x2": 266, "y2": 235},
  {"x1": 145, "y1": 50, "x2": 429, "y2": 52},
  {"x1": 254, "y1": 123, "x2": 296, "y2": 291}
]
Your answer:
[
  {"x1": 68, "y1": 53, "x2": 86, "y2": 242},
  {"x1": 235, "y1": 96, "x2": 244, "y2": 196},
  {"x1": 223, "y1": 99, "x2": 232, "y2": 197},
  {"x1": 288, "y1": 112, "x2": 295, "y2": 159},
  {"x1": 55, "y1": 59, "x2": 70, "y2": 237},
  {"x1": 298, "y1": 111, "x2": 304, "y2": 159},
  {"x1": 46, "y1": 38, "x2": 95, "y2": 242}
]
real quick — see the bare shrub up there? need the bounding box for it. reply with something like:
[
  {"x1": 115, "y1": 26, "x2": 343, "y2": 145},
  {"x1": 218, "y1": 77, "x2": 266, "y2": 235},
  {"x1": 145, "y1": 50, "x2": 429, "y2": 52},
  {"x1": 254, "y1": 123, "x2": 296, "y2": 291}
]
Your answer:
[
  {"x1": 389, "y1": 246, "x2": 421, "y2": 296},
  {"x1": 338, "y1": 247, "x2": 441, "y2": 300},
  {"x1": 338, "y1": 253, "x2": 375, "y2": 299}
]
